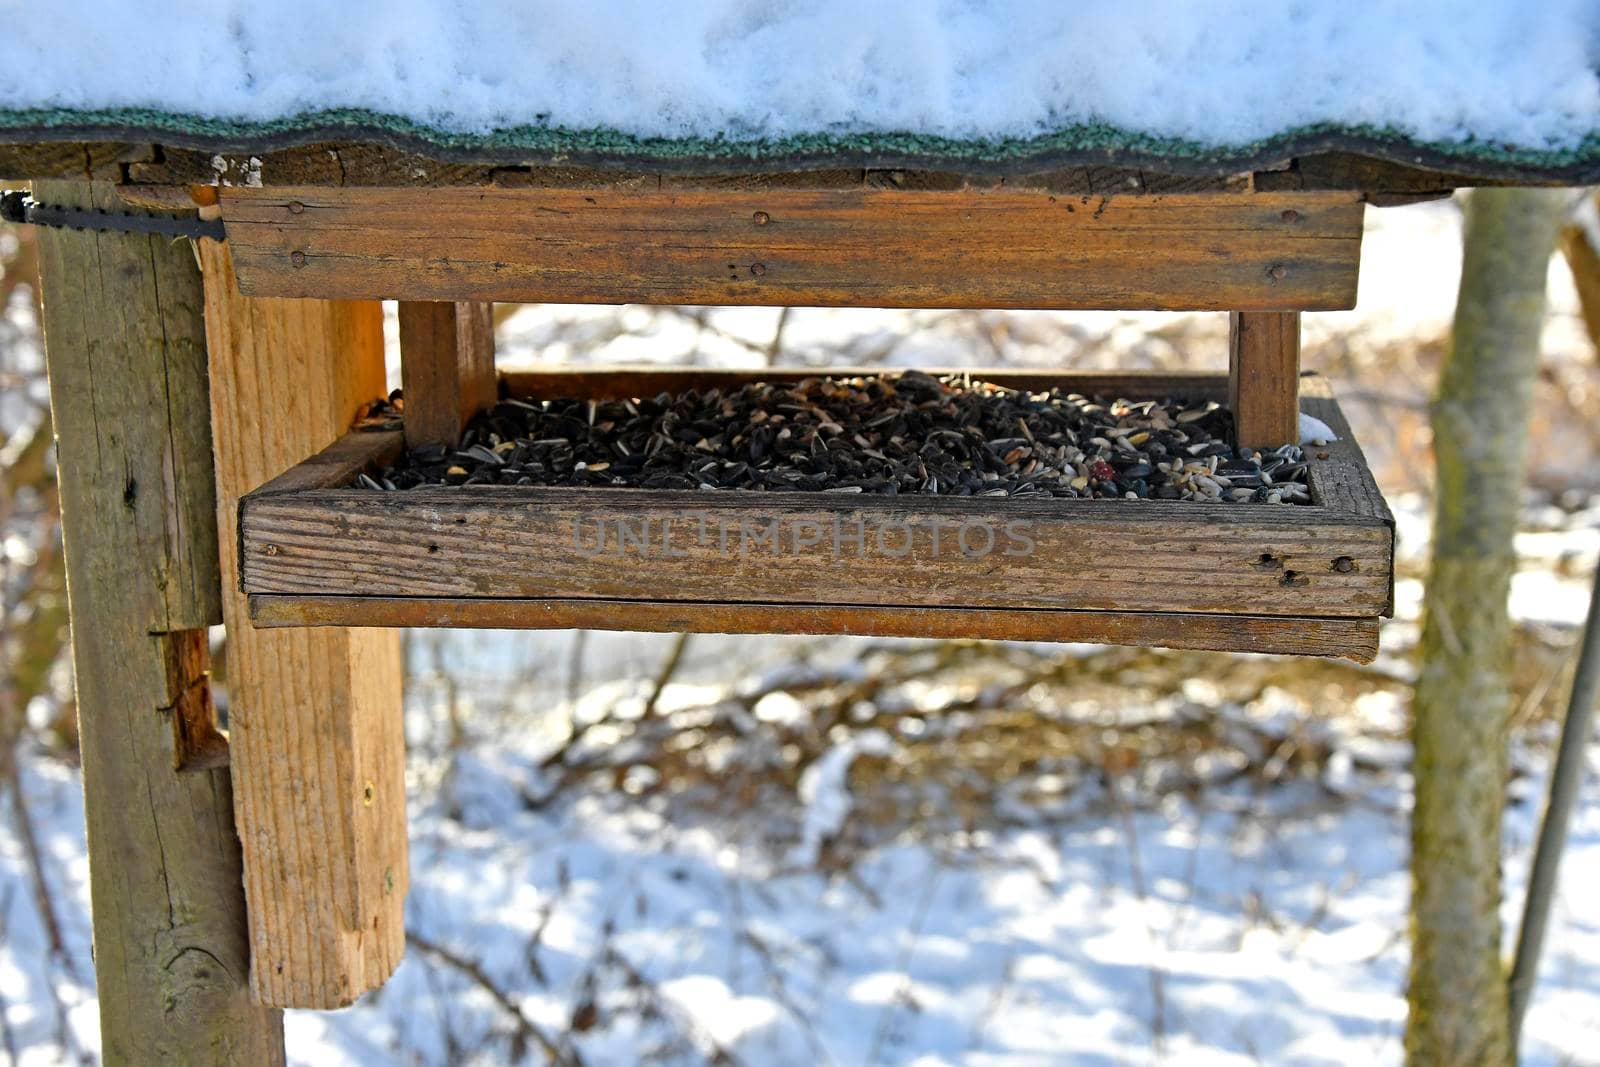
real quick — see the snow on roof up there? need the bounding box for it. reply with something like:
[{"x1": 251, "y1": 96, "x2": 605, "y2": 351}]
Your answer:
[{"x1": 1, "y1": 2, "x2": 1597, "y2": 177}]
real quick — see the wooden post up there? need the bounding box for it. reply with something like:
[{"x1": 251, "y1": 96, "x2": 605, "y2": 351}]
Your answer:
[
  {"x1": 1228, "y1": 311, "x2": 1302, "y2": 449},
  {"x1": 34, "y1": 181, "x2": 285, "y2": 1064},
  {"x1": 398, "y1": 301, "x2": 496, "y2": 449},
  {"x1": 196, "y1": 236, "x2": 408, "y2": 1008}
]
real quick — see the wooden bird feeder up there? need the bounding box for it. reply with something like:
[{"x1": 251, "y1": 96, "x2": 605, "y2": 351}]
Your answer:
[
  {"x1": 10, "y1": 119, "x2": 1573, "y2": 1044},
  {"x1": 221, "y1": 183, "x2": 1391, "y2": 660}
]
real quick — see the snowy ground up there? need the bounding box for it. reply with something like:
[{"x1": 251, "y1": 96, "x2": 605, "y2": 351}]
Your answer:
[
  {"x1": 2, "y1": 200, "x2": 1599, "y2": 1065},
  {"x1": 5, "y1": 586, "x2": 1599, "y2": 1066}
]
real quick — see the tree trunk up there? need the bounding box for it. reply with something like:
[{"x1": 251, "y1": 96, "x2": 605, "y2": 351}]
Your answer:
[{"x1": 1408, "y1": 188, "x2": 1568, "y2": 1067}]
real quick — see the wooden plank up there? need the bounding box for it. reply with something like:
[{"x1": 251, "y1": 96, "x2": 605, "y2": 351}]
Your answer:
[
  {"x1": 250, "y1": 595, "x2": 1381, "y2": 663},
  {"x1": 398, "y1": 301, "x2": 496, "y2": 449},
  {"x1": 500, "y1": 366, "x2": 1231, "y2": 404},
  {"x1": 219, "y1": 186, "x2": 1363, "y2": 310},
  {"x1": 1229, "y1": 311, "x2": 1302, "y2": 448},
  {"x1": 241, "y1": 487, "x2": 1391, "y2": 616},
  {"x1": 197, "y1": 236, "x2": 407, "y2": 1009},
  {"x1": 1301, "y1": 376, "x2": 1396, "y2": 615},
  {"x1": 34, "y1": 181, "x2": 284, "y2": 1065},
  {"x1": 0, "y1": 141, "x2": 153, "y2": 181}
]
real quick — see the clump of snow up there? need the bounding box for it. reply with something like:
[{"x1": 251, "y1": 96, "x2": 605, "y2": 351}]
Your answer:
[
  {"x1": 1299, "y1": 411, "x2": 1340, "y2": 445},
  {"x1": 790, "y1": 729, "x2": 897, "y2": 867},
  {"x1": 0, "y1": 3, "x2": 1596, "y2": 151}
]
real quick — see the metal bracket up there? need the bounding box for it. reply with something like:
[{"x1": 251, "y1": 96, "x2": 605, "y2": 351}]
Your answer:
[{"x1": 1, "y1": 189, "x2": 224, "y2": 241}]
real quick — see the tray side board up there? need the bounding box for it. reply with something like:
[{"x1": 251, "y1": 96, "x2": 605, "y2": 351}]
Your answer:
[{"x1": 239, "y1": 371, "x2": 1393, "y2": 659}]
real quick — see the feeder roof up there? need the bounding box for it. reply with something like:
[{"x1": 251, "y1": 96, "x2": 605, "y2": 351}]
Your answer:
[{"x1": 1, "y1": 2, "x2": 1597, "y2": 186}]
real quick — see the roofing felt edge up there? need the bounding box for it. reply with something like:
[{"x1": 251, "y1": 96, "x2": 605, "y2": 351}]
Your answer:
[{"x1": 1, "y1": 107, "x2": 1598, "y2": 183}]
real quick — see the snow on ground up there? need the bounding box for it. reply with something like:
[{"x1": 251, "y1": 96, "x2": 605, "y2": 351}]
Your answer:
[
  {"x1": 10, "y1": 645, "x2": 1600, "y2": 1066},
  {"x1": 0, "y1": 3, "x2": 1597, "y2": 151}
]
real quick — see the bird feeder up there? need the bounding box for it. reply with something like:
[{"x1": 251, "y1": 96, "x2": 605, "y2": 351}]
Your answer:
[{"x1": 219, "y1": 183, "x2": 1391, "y2": 660}]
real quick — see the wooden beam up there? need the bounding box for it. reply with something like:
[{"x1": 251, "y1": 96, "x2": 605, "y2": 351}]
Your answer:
[
  {"x1": 398, "y1": 301, "x2": 496, "y2": 450},
  {"x1": 1229, "y1": 311, "x2": 1303, "y2": 449},
  {"x1": 34, "y1": 181, "x2": 284, "y2": 1065},
  {"x1": 219, "y1": 186, "x2": 1363, "y2": 311},
  {"x1": 197, "y1": 236, "x2": 407, "y2": 1009},
  {"x1": 242, "y1": 478, "x2": 1392, "y2": 617},
  {"x1": 499, "y1": 366, "x2": 1230, "y2": 404},
  {"x1": 250, "y1": 596, "x2": 1380, "y2": 662}
]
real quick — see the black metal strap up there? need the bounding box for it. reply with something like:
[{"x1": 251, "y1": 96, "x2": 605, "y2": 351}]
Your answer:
[{"x1": 1, "y1": 189, "x2": 224, "y2": 241}]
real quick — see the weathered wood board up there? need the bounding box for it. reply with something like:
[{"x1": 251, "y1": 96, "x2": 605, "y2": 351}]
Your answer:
[
  {"x1": 250, "y1": 595, "x2": 1380, "y2": 661},
  {"x1": 398, "y1": 300, "x2": 496, "y2": 450},
  {"x1": 238, "y1": 371, "x2": 1392, "y2": 659},
  {"x1": 199, "y1": 237, "x2": 407, "y2": 1010},
  {"x1": 1230, "y1": 311, "x2": 1302, "y2": 449},
  {"x1": 36, "y1": 180, "x2": 286, "y2": 1063},
  {"x1": 219, "y1": 186, "x2": 1363, "y2": 310}
]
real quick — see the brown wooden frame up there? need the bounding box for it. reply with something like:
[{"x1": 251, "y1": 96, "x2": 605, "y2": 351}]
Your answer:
[
  {"x1": 217, "y1": 186, "x2": 1363, "y2": 311},
  {"x1": 238, "y1": 370, "x2": 1391, "y2": 661}
]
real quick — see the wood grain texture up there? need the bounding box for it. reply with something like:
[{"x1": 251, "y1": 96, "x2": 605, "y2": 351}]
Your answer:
[
  {"x1": 0, "y1": 142, "x2": 153, "y2": 181},
  {"x1": 198, "y1": 237, "x2": 407, "y2": 1010},
  {"x1": 398, "y1": 301, "x2": 496, "y2": 450},
  {"x1": 35, "y1": 181, "x2": 284, "y2": 1065},
  {"x1": 250, "y1": 596, "x2": 1380, "y2": 662},
  {"x1": 165, "y1": 627, "x2": 231, "y2": 773},
  {"x1": 500, "y1": 367, "x2": 1231, "y2": 404},
  {"x1": 219, "y1": 186, "x2": 1363, "y2": 310},
  {"x1": 1229, "y1": 312, "x2": 1302, "y2": 449},
  {"x1": 242, "y1": 487, "x2": 1391, "y2": 615},
  {"x1": 238, "y1": 373, "x2": 1392, "y2": 636},
  {"x1": 1300, "y1": 377, "x2": 1396, "y2": 614}
]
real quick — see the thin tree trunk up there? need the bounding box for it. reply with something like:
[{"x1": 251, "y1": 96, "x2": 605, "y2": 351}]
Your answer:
[{"x1": 1408, "y1": 188, "x2": 1568, "y2": 1067}]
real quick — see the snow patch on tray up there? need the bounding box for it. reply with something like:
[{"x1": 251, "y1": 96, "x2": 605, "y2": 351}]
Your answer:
[
  {"x1": 0, "y1": 2, "x2": 1595, "y2": 151},
  {"x1": 1299, "y1": 411, "x2": 1339, "y2": 445}
]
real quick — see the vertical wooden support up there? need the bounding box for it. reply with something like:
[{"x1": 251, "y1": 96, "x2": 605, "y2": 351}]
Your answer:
[
  {"x1": 197, "y1": 236, "x2": 407, "y2": 1008},
  {"x1": 398, "y1": 301, "x2": 496, "y2": 449},
  {"x1": 1228, "y1": 311, "x2": 1302, "y2": 449},
  {"x1": 34, "y1": 181, "x2": 285, "y2": 1064}
]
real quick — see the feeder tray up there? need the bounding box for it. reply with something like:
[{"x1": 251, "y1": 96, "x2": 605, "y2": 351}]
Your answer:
[{"x1": 239, "y1": 368, "x2": 1393, "y2": 661}]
